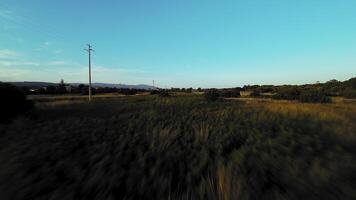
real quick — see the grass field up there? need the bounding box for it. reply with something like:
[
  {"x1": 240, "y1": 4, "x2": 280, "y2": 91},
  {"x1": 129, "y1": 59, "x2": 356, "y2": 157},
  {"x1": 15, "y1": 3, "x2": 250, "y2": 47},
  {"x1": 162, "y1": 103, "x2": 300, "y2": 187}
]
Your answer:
[{"x1": 0, "y1": 94, "x2": 355, "y2": 199}]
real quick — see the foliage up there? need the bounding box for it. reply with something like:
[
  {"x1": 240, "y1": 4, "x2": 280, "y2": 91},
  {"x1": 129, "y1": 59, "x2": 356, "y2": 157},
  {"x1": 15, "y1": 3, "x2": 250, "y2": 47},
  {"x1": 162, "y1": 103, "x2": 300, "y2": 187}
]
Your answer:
[
  {"x1": 321, "y1": 79, "x2": 343, "y2": 96},
  {"x1": 344, "y1": 77, "x2": 356, "y2": 89},
  {"x1": 0, "y1": 83, "x2": 33, "y2": 122},
  {"x1": 150, "y1": 90, "x2": 160, "y2": 95},
  {"x1": 150, "y1": 90, "x2": 171, "y2": 97},
  {"x1": 241, "y1": 77, "x2": 356, "y2": 100},
  {"x1": 204, "y1": 89, "x2": 220, "y2": 101},
  {"x1": 185, "y1": 87, "x2": 193, "y2": 93},
  {"x1": 299, "y1": 89, "x2": 331, "y2": 103},
  {"x1": 273, "y1": 86, "x2": 301, "y2": 100},
  {"x1": 342, "y1": 88, "x2": 356, "y2": 99},
  {"x1": 219, "y1": 89, "x2": 241, "y2": 98},
  {"x1": 117, "y1": 88, "x2": 138, "y2": 95}
]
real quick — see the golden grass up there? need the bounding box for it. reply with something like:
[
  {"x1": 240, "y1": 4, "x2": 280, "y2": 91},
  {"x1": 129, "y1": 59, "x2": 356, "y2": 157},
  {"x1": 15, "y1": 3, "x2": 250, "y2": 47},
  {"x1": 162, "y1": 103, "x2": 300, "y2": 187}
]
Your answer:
[
  {"x1": 227, "y1": 97, "x2": 356, "y2": 120},
  {"x1": 263, "y1": 101, "x2": 355, "y2": 121},
  {"x1": 32, "y1": 94, "x2": 356, "y2": 134},
  {"x1": 234, "y1": 98, "x2": 356, "y2": 135},
  {"x1": 239, "y1": 91, "x2": 252, "y2": 97}
]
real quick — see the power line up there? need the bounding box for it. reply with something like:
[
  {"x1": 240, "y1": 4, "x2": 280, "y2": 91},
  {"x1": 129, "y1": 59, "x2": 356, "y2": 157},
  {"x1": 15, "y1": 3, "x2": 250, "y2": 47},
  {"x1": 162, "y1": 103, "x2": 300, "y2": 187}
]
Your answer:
[{"x1": 84, "y1": 44, "x2": 94, "y2": 102}]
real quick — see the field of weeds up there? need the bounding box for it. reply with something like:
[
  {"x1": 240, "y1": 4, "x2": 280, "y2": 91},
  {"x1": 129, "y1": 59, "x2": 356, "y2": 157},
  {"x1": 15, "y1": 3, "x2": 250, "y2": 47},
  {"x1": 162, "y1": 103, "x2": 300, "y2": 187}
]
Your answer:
[{"x1": 0, "y1": 95, "x2": 355, "y2": 200}]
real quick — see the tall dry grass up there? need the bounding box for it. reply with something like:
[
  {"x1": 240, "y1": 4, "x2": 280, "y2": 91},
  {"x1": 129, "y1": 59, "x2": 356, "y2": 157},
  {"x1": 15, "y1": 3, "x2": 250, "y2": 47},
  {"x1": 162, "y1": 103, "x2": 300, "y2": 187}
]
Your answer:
[{"x1": 0, "y1": 95, "x2": 355, "y2": 199}]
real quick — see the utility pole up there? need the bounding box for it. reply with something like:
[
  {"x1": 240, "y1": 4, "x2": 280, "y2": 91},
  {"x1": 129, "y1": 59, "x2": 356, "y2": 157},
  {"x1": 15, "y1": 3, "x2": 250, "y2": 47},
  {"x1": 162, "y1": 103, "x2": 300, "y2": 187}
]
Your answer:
[
  {"x1": 152, "y1": 80, "x2": 155, "y2": 89},
  {"x1": 84, "y1": 44, "x2": 94, "y2": 101}
]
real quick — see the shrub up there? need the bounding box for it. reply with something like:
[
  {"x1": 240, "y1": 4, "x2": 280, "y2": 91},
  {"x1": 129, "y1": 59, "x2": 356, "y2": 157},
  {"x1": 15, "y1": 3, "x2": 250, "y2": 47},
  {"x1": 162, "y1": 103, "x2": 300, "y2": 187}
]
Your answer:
[
  {"x1": 150, "y1": 90, "x2": 171, "y2": 97},
  {"x1": 119, "y1": 88, "x2": 138, "y2": 95},
  {"x1": 0, "y1": 83, "x2": 33, "y2": 122},
  {"x1": 273, "y1": 87, "x2": 301, "y2": 100},
  {"x1": 204, "y1": 89, "x2": 220, "y2": 101},
  {"x1": 342, "y1": 88, "x2": 356, "y2": 99},
  {"x1": 185, "y1": 87, "x2": 193, "y2": 93},
  {"x1": 150, "y1": 90, "x2": 160, "y2": 95},
  {"x1": 299, "y1": 90, "x2": 331, "y2": 103},
  {"x1": 220, "y1": 89, "x2": 241, "y2": 98}
]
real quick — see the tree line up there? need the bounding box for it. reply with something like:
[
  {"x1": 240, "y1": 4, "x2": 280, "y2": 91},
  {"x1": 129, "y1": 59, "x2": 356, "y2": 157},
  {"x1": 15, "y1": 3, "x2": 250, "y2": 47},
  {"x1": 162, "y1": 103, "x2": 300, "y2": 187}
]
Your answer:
[{"x1": 204, "y1": 77, "x2": 356, "y2": 102}]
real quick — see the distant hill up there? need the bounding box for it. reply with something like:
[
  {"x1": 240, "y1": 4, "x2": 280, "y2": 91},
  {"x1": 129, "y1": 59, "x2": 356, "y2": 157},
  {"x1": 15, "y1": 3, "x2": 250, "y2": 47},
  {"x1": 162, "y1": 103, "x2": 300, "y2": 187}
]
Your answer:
[
  {"x1": 7, "y1": 82, "x2": 156, "y2": 90},
  {"x1": 69, "y1": 83, "x2": 153, "y2": 90},
  {"x1": 71, "y1": 83, "x2": 156, "y2": 90},
  {"x1": 7, "y1": 81, "x2": 57, "y2": 88}
]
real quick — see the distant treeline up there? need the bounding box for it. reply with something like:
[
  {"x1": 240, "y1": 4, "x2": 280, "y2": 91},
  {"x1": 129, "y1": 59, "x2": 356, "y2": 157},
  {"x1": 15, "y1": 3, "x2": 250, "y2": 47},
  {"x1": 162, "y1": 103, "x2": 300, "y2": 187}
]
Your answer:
[
  {"x1": 201, "y1": 77, "x2": 356, "y2": 102},
  {"x1": 243, "y1": 77, "x2": 356, "y2": 101},
  {"x1": 7, "y1": 77, "x2": 356, "y2": 101},
  {"x1": 17, "y1": 83, "x2": 147, "y2": 96},
  {"x1": 243, "y1": 77, "x2": 356, "y2": 97}
]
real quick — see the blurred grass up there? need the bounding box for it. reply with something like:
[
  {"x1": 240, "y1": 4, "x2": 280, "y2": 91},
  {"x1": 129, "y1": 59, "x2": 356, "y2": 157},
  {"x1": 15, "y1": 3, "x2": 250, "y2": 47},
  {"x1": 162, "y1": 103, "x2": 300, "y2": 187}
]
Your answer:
[{"x1": 0, "y1": 95, "x2": 355, "y2": 200}]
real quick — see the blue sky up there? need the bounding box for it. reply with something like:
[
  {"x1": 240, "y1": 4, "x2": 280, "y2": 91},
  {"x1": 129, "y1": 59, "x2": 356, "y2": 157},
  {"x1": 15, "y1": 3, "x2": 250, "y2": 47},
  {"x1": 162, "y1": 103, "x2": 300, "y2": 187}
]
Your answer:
[{"x1": 0, "y1": 0, "x2": 355, "y2": 88}]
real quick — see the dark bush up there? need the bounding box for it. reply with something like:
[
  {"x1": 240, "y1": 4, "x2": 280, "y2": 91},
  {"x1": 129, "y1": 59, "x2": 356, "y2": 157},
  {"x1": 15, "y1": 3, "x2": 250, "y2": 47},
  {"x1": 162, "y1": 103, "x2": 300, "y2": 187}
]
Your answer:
[
  {"x1": 273, "y1": 87, "x2": 301, "y2": 100},
  {"x1": 220, "y1": 89, "x2": 241, "y2": 98},
  {"x1": 150, "y1": 90, "x2": 171, "y2": 97},
  {"x1": 185, "y1": 87, "x2": 193, "y2": 93},
  {"x1": 119, "y1": 88, "x2": 138, "y2": 95},
  {"x1": 299, "y1": 90, "x2": 331, "y2": 103},
  {"x1": 0, "y1": 83, "x2": 33, "y2": 122},
  {"x1": 150, "y1": 90, "x2": 160, "y2": 95},
  {"x1": 342, "y1": 88, "x2": 356, "y2": 99},
  {"x1": 204, "y1": 89, "x2": 220, "y2": 101}
]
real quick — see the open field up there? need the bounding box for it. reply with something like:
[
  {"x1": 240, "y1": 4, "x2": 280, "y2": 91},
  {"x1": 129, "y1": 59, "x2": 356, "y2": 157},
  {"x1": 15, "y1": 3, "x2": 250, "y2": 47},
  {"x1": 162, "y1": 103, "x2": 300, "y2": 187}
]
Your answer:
[{"x1": 1, "y1": 94, "x2": 356, "y2": 199}]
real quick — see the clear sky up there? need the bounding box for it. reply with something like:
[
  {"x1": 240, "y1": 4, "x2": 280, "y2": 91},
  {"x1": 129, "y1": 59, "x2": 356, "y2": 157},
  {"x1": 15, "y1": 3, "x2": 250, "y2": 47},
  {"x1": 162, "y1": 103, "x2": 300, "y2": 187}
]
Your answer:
[{"x1": 0, "y1": 0, "x2": 355, "y2": 88}]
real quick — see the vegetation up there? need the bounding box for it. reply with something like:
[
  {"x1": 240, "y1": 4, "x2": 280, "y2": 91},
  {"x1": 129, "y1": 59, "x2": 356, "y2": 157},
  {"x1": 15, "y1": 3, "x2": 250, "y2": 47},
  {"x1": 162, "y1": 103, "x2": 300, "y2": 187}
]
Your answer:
[
  {"x1": 0, "y1": 82, "x2": 33, "y2": 122},
  {"x1": 342, "y1": 88, "x2": 356, "y2": 99},
  {"x1": 204, "y1": 89, "x2": 220, "y2": 101},
  {"x1": 117, "y1": 88, "x2": 138, "y2": 95},
  {"x1": 299, "y1": 89, "x2": 331, "y2": 103},
  {"x1": 204, "y1": 88, "x2": 240, "y2": 100},
  {"x1": 150, "y1": 89, "x2": 171, "y2": 97},
  {"x1": 219, "y1": 88, "x2": 241, "y2": 98},
  {"x1": 16, "y1": 81, "x2": 147, "y2": 96},
  {"x1": 272, "y1": 88, "x2": 331, "y2": 103},
  {"x1": 9, "y1": 77, "x2": 356, "y2": 102},
  {"x1": 0, "y1": 95, "x2": 355, "y2": 199},
  {"x1": 242, "y1": 77, "x2": 356, "y2": 101},
  {"x1": 249, "y1": 90, "x2": 262, "y2": 97},
  {"x1": 150, "y1": 89, "x2": 161, "y2": 95},
  {"x1": 272, "y1": 86, "x2": 301, "y2": 100},
  {"x1": 158, "y1": 90, "x2": 171, "y2": 97}
]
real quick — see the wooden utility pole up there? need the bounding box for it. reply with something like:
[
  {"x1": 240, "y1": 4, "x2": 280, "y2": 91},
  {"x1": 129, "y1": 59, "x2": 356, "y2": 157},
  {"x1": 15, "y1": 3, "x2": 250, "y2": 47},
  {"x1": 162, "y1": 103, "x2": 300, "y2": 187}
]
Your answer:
[{"x1": 85, "y1": 44, "x2": 94, "y2": 101}]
